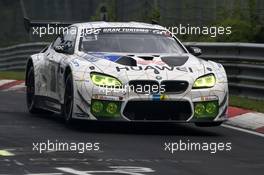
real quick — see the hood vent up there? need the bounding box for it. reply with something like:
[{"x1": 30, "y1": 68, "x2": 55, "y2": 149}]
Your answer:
[
  {"x1": 161, "y1": 56, "x2": 189, "y2": 67},
  {"x1": 116, "y1": 56, "x2": 137, "y2": 66},
  {"x1": 138, "y1": 56, "x2": 154, "y2": 60}
]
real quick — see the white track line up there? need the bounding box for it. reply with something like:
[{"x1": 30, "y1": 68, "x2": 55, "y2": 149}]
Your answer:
[
  {"x1": 3, "y1": 82, "x2": 25, "y2": 91},
  {"x1": 222, "y1": 124, "x2": 264, "y2": 138},
  {"x1": 227, "y1": 112, "x2": 264, "y2": 130},
  {"x1": 0, "y1": 80, "x2": 15, "y2": 86},
  {"x1": 0, "y1": 150, "x2": 15, "y2": 156}
]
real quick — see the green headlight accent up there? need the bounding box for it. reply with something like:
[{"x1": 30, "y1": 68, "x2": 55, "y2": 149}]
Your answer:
[
  {"x1": 91, "y1": 101, "x2": 104, "y2": 113},
  {"x1": 91, "y1": 73, "x2": 122, "y2": 87},
  {"x1": 194, "y1": 100, "x2": 218, "y2": 119},
  {"x1": 193, "y1": 74, "x2": 216, "y2": 88},
  {"x1": 106, "y1": 103, "x2": 118, "y2": 114},
  {"x1": 194, "y1": 103, "x2": 205, "y2": 116},
  {"x1": 91, "y1": 99, "x2": 121, "y2": 118},
  {"x1": 206, "y1": 102, "x2": 217, "y2": 114}
]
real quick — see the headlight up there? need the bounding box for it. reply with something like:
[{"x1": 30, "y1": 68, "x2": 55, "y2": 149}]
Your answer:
[
  {"x1": 90, "y1": 72, "x2": 122, "y2": 87},
  {"x1": 193, "y1": 74, "x2": 216, "y2": 88}
]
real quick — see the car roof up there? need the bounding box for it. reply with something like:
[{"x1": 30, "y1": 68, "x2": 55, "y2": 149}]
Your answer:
[{"x1": 72, "y1": 21, "x2": 167, "y2": 30}]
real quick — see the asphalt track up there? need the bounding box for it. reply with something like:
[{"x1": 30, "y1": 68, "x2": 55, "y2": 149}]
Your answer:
[{"x1": 0, "y1": 91, "x2": 264, "y2": 175}]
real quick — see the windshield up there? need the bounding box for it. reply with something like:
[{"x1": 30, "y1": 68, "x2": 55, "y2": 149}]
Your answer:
[{"x1": 79, "y1": 29, "x2": 186, "y2": 54}]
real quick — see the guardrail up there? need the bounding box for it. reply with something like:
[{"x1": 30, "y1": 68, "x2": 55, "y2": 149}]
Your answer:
[
  {"x1": 0, "y1": 42, "x2": 264, "y2": 100},
  {"x1": 185, "y1": 42, "x2": 264, "y2": 100},
  {"x1": 0, "y1": 42, "x2": 49, "y2": 71}
]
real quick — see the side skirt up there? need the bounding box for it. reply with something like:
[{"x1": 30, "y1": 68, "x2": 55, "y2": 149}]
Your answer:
[{"x1": 34, "y1": 95, "x2": 62, "y2": 114}]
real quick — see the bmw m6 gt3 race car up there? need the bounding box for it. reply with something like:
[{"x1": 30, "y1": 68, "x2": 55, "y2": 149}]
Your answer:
[{"x1": 25, "y1": 21, "x2": 228, "y2": 127}]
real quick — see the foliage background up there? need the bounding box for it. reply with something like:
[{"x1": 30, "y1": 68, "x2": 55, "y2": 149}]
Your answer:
[{"x1": 0, "y1": 0, "x2": 264, "y2": 47}]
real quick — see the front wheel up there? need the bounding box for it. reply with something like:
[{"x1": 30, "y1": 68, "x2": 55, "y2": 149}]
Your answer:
[
  {"x1": 195, "y1": 122, "x2": 223, "y2": 127},
  {"x1": 63, "y1": 73, "x2": 74, "y2": 124},
  {"x1": 26, "y1": 66, "x2": 40, "y2": 113}
]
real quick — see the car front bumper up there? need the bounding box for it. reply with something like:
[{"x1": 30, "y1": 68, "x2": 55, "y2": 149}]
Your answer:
[{"x1": 74, "y1": 81, "x2": 229, "y2": 123}]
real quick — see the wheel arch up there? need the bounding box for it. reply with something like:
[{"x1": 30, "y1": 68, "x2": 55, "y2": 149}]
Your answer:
[
  {"x1": 64, "y1": 66, "x2": 72, "y2": 83},
  {"x1": 25, "y1": 57, "x2": 34, "y2": 86}
]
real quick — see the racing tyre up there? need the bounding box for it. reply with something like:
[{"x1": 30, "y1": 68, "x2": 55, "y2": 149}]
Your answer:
[
  {"x1": 195, "y1": 122, "x2": 223, "y2": 127},
  {"x1": 26, "y1": 66, "x2": 41, "y2": 113},
  {"x1": 63, "y1": 73, "x2": 74, "y2": 123}
]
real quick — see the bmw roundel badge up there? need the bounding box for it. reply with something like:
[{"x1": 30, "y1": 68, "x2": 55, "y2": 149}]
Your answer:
[{"x1": 156, "y1": 76, "x2": 162, "y2": 80}]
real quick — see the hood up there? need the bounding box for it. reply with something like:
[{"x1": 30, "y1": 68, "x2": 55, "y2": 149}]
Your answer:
[{"x1": 79, "y1": 52, "x2": 208, "y2": 82}]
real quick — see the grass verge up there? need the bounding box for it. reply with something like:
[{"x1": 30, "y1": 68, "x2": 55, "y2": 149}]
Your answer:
[
  {"x1": 230, "y1": 95, "x2": 264, "y2": 113},
  {"x1": 0, "y1": 71, "x2": 25, "y2": 80}
]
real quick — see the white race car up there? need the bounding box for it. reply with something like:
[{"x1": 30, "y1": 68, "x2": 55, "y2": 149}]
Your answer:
[{"x1": 25, "y1": 21, "x2": 228, "y2": 126}]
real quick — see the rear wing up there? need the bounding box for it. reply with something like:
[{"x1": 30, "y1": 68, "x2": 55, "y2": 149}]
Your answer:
[{"x1": 24, "y1": 17, "x2": 81, "y2": 33}]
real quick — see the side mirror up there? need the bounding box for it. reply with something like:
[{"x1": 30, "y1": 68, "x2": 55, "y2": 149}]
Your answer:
[
  {"x1": 187, "y1": 46, "x2": 202, "y2": 56},
  {"x1": 54, "y1": 45, "x2": 66, "y2": 53}
]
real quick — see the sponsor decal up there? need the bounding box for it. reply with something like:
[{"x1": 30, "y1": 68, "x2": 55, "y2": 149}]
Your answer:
[
  {"x1": 152, "y1": 94, "x2": 169, "y2": 101},
  {"x1": 153, "y1": 29, "x2": 172, "y2": 36},
  {"x1": 200, "y1": 96, "x2": 218, "y2": 101},
  {"x1": 102, "y1": 28, "x2": 150, "y2": 33},
  {"x1": 85, "y1": 56, "x2": 99, "y2": 62},
  {"x1": 104, "y1": 55, "x2": 122, "y2": 62},
  {"x1": 81, "y1": 28, "x2": 101, "y2": 36},
  {"x1": 71, "y1": 59, "x2": 80, "y2": 67},
  {"x1": 116, "y1": 65, "x2": 189, "y2": 74},
  {"x1": 92, "y1": 94, "x2": 123, "y2": 101},
  {"x1": 87, "y1": 53, "x2": 123, "y2": 62},
  {"x1": 137, "y1": 59, "x2": 165, "y2": 65},
  {"x1": 193, "y1": 96, "x2": 218, "y2": 102},
  {"x1": 81, "y1": 27, "x2": 170, "y2": 36}
]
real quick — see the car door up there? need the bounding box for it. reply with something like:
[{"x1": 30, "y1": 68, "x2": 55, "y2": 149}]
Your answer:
[{"x1": 46, "y1": 27, "x2": 77, "y2": 100}]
